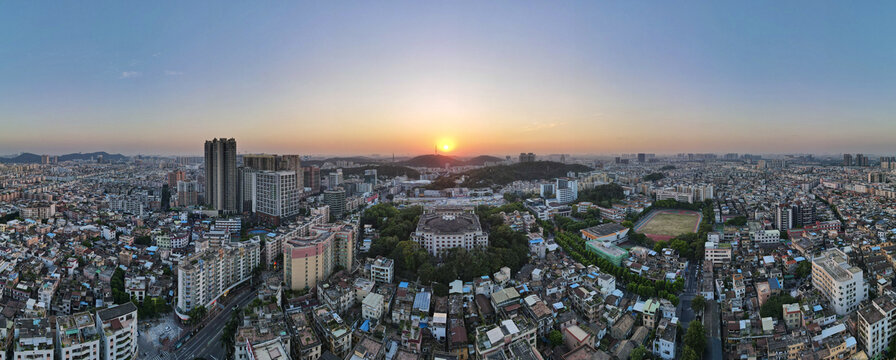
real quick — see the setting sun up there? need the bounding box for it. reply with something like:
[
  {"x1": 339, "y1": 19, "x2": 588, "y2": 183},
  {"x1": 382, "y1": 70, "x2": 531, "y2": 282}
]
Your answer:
[{"x1": 436, "y1": 138, "x2": 455, "y2": 153}]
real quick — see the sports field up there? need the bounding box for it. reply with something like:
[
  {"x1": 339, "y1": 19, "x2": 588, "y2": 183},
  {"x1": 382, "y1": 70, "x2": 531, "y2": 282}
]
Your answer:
[{"x1": 634, "y1": 209, "x2": 702, "y2": 241}]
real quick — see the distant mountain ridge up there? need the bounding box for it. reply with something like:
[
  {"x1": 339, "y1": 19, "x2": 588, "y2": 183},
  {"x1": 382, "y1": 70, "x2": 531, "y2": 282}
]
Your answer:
[
  {"x1": 461, "y1": 161, "x2": 593, "y2": 187},
  {"x1": 0, "y1": 151, "x2": 128, "y2": 164},
  {"x1": 400, "y1": 154, "x2": 506, "y2": 168}
]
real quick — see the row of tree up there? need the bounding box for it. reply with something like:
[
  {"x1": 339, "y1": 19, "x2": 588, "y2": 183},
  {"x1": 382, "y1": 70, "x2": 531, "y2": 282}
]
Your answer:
[
  {"x1": 682, "y1": 320, "x2": 707, "y2": 360},
  {"x1": 553, "y1": 231, "x2": 682, "y2": 305}
]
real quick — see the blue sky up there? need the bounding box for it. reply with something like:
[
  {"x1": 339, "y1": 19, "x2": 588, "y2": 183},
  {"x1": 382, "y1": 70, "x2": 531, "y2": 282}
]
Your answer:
[{"x1": 1, "y1": 1, "x2": 894, "y2": 155}]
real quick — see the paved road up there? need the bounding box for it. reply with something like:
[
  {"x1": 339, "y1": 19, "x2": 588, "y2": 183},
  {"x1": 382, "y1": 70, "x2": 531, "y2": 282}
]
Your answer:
[
  {"x1": 677, "y1": 262, "x2": 699, "y2": 329},
  {"x1": 705, "y1": 300, "x2": 723, "y2": 360},
  {"x1": 174, "y1": 290, "x2": 256, "y2": 360}
]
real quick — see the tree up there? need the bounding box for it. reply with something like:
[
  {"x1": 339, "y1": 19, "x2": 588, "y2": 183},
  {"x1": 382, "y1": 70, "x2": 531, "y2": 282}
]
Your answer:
[
  {"x1": 188, "y1": 306, "x2": 207, "y2": 326},
  {"x1": 759, "y1": 294, "x2": 798, "y2": 319},
  {"x1": 621, "y1": 220, "x2": 633, "y2": 228},
  {"x1": 548, "y1": 330, "x2": 563, "y2": 347},
  {"x1": 630, "y1": 345, "x2": 647, "y2": 360},
  {"x1": 682, "y1": 346, "x2": 700, "y2": 360},
  {"x1": 691, "y1": 295, "x2": 706, "y2": 313},
  {"x1": 135, "y1": 235, "x2": 151, "y2": 246},
  {"x1": 643, "y1": 172, "x2": 665, "y2": 182},
  {"x1": 684, "y1": 320, "x2": 706, "y2": 355},
  {"x1": 795, "y1": 261, "x2": 811, "y2": 278},
  {"x1": 725, "y1": 216, "x2": 747, "y2": 226}
]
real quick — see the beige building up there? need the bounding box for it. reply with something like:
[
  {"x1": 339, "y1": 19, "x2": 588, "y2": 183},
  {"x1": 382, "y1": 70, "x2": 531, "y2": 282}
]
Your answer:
[
  {"x1": 783, "y1": 303, "x2": 802, "y2": 329},
  {"x1": 283, "y1": 224, "x2": 354, "y2": 291}
]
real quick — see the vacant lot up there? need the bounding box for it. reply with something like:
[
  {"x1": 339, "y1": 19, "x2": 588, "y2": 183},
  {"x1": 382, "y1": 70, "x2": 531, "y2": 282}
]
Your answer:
[{"x1": 635, "y1": 210, "x2": 701, "y2": 240}]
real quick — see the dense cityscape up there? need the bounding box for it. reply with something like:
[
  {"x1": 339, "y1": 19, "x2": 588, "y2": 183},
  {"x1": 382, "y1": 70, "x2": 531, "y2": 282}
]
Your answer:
[
  {"x1": 0, "y1": 145, "x2": 895, "y2": 360},
  {"x1": 3, "y1": 2, "x2": 894, "y2": 360}
]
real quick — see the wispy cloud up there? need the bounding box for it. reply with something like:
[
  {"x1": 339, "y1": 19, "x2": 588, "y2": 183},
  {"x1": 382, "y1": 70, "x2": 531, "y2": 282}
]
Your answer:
[
  {"x1": 164, "y1": 70, "x2": 183, "y2": 76},
  {"x1": 119, "y1": 71, "x2": 141, "y2": 79},
  {"x1": 521, "y1": 121, "x2": 564, "y2": 132}
]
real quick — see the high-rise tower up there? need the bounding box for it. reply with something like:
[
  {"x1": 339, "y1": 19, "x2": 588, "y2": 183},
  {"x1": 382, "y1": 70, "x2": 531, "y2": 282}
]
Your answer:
[{"x1": 204, "y1": 138, "x2": 238, "y2": 213}]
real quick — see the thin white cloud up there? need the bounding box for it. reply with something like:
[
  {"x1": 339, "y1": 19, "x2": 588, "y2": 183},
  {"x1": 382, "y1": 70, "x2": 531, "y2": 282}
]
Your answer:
[
  {"x1": 164, "y1": 70, "x2": 183, "y2": 76},
  {"x1": 522, "y1": 121, "x2": 564, "y2": 132},
  {"x1": 119, "y1": 71, "x2": 141, "y2": 79}
]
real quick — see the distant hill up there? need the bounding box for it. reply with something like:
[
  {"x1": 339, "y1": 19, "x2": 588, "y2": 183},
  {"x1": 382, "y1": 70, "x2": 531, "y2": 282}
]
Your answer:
[
  {"x1": 0, "y1": 151, "x2": 127, "y2": 164},
  {"x1": 461, "y1": 161, "x2": 592, "y2": 187},
  {"x1": 341, "y1": 164, "x2": 420, "y2": 179},
  {"x1": 400, "y1": 154, "x2": 465, "y2": 168},
  {"x1": 465, "y1": 155, "x2": 504, "y2": 166},
  {"x1": 302, "y1": 156, "x2": 382, "y2": 167},
  {"x1": 59, "y1": 152, "x2": 128, "y2": 162}
]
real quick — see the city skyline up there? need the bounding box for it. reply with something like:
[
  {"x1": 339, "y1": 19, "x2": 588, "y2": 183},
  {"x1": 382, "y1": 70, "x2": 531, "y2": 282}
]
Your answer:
[{"x1": 2, "y1": 2, "x2": 896, "y2": 155}]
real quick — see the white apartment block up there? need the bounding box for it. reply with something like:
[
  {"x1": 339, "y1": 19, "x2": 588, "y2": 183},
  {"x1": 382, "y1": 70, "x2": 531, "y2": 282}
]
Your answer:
[
  {"x1": 177, "y1": 238, "x2": 261, "y2": 316},
  {"x1": 857, "y1": 293, "x2": 896, "y2": 358},
  {"x1": 411, "y1": 210, "x2": 488, "y2": 256},
  {"x1": 750, "y1": 230, "x2": 780, "y2": 245},
  {"x1": 96, "y1": 303, "x2": 138, "y2": 360},
  {"x1": 370, "y1": 257, "x2": 394, "y2": 284},
  {"x1": 14, "y1": 318, "x2": 54, "y2": 360},
  {"x1": 253, "y1": 170, "x2": 301, "y2": 224},
  {"x1": 555, "y1": 178, "x2": 578, "y2": 204},
  {"x1": 704, "y1": 242, "x2": 732, "y2": 264},
  {"x1": 362, "y1": 293, "x2": 384, "y2": 320},
  {"x1": 56, "y1": 312, "x2": 101, "y2": 360},
  {"x1": 812, "y1": 249, "x2": 867, "y2": 315}
]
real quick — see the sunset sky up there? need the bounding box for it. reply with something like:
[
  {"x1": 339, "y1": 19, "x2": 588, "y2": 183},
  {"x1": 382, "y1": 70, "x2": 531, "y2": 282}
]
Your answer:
[{"x1": 1, "y1": 2, "x2": 895, "y2": 156}]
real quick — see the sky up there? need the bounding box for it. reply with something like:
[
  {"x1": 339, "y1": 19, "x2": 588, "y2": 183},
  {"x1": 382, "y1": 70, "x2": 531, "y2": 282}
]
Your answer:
[{"x1": 1, "y1": 1, "x2": 895, "y2": 156}]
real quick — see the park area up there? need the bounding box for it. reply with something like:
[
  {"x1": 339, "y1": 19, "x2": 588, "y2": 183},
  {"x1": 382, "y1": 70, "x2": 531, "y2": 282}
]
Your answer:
[{"x1": 634, "y1": 209, "x2": 702, "y2": 241}]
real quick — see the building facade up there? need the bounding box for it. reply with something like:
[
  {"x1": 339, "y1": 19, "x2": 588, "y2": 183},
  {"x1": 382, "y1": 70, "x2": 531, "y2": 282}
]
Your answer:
[
  {"x1": 812, "y1": 249, "x2": 867, "y2": 315},
  {"x1": 411, "y1": 208, "x2": 488, "y2": 256},
  {"x1": 96, "y1": 303, "x2": 138, "y2": 360},
  {"x1": 204, "y1": 138, "x2": 238, "y2": 213},
  {"x1": 176, "y1": 239, "x2": 261, "y2": 315}
]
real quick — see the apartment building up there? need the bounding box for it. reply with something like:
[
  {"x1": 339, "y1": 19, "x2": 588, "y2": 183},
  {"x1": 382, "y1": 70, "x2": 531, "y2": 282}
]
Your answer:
[
  {"x1": 857, "y1": 293, "x2": 896, "y2": 358},
  {"x1": 176, "y1": 238, "x2": 261, "y2": 315},
  {"x1": 283, "y1": 228, "x2": 335, "y2": 291},
  {"x1": 56, "y1": 312, "x2": 100, "y2": 360},
  {"x1": 14, "y1": 318, "x2": 54, "y2": 360},
  {"x1": 704, "y1": 242, "x2": 732, "y2": 264},
  {"x1": 369, "y1": 257, "x2": 394, "y2": 284},
  {"x1": 812, "y1": 249, "x2": 867, "y2": 315},
  {"x1": 96, "y1": 303, "x2": 138, "y2": 360},
  {"x1": 411, "y1": 208, "x2": 488, "y2": 256}
]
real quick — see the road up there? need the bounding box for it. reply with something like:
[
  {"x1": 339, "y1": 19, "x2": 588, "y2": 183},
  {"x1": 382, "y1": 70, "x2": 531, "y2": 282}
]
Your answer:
[
  {"x1": 677, "y1": 262, "x2": 699, "y2": 329},
  {"x1": 173, "y1": 289, "x2": 257, "y2": 360},
  {"x1": 705, "y1": 299, "x2": 723, "y2": 360}
]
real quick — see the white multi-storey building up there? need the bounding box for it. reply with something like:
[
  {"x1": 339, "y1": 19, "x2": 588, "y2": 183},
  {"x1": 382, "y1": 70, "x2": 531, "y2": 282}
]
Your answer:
[
  {"x1": 369, "y1": 257, "x2": 394, "y2": 284},
  {"x1": 812, "y1": 249, "x2": 867, "y2": 315},
  {"x1": 56, "y1": 312, "x2": 101, "y2": 360},
  {"x1": 704, "y1": 242, "x2": 732, "y2": 264},
  {"x1": 14, "y1": 318, "x2": 54, "y2": 360},
  {"x1": 749, "y1": 230, "x2": 780, "y2": 244},
  {"x1": 858, "y1": 293, "x2": 896, "y2": 358},
  {"x1": 176, "y1": 238, "x2": 261, "y2": 317},
  {"x1": 253, "y1": 170, "x2": 301, "y2": 226},
  {"x1": 411, "y1": 208, "x2": 488, "y2": 256},
  {"x1": 555, "y1": 178, "x2": 578, "y2": 204},
  {"x1": 96, "y1": 303, "x2": 138, "y2": 360}
]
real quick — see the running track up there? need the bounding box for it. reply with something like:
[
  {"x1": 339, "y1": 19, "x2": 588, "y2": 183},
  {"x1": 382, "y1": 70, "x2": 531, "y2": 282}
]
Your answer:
[{"x1": 633, "y1": 209, "x2": 702, "y2": 242}]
